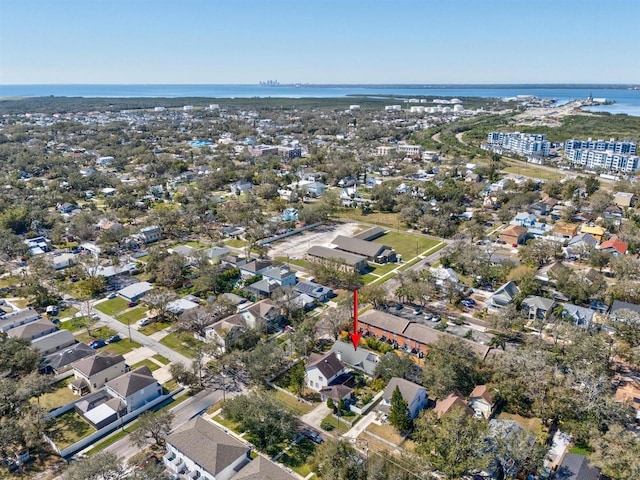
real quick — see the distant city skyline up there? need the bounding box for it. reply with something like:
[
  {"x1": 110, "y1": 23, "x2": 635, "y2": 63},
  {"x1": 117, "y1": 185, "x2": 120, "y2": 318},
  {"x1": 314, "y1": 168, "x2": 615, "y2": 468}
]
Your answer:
[{"x1": 1, "y1": 0, "x2": 639, "y2": 85}]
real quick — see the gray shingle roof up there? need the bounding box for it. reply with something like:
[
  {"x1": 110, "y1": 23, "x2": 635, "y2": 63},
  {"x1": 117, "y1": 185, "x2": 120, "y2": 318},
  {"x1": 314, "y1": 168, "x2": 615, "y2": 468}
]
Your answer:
[
  {"x1": 43, "y1": 343, "x2": 95, "y2": 370},
  {"x1": 307, "y1": 245, "x2": 367, "y2": 266},
  {"x1": 233, "y1": 455, "x2": 297, "y2": 480},
  {"x1": 306, "y1": 352, "x2": 345, "y2": 379},
  {"x1": 6, "y1": 318, "x2": 56, "y2": 339},
  {"x1": 106, "y1": 366, "x2": 157, "y2": 398},
  {"x1": 333, "y1": 235, "x2": 390, "y2": 258},
  {"x1": 166, "y1": 417, "x2": 248, "y2": 476},
  {"x1": 73, "y1": 352, "x2": 125, "y2": 377},
  {"x1": 329, "y1": 340, "x2": 379, "y2": 376},
  {"x1": 383, "y1": 377, "x2": 426, "y2": 404},
  {"x1": 556, "y1": 453, "x2": 600, "y2": 480},
  {"x1": 353, "y1": 226, "x2": 386, "y2": 241}
]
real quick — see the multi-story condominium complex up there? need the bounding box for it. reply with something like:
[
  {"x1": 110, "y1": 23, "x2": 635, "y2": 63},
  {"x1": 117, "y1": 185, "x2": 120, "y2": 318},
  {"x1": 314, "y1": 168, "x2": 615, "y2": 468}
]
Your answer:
[
  {"x1": 564, "y1": 138, "x2": 638, "y2": 172},
  {"x1": 566, "y1": 149, "x2": 640, "y2": 172},
  {"x1": 487, "y1": 132, "x2": 551, "y2": 157},
  {"x1": 564, "y1": 138, "x2": 636, "y2": 156}
]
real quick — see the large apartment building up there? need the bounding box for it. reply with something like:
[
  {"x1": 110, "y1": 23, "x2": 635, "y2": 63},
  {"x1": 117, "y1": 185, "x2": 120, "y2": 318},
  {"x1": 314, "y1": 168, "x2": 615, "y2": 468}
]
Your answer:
[
  {"x1": 487, "y1": 132, "x2": 551, "y2": 157},
  {"x1": 564, "y1": 138, "x2": 639, "y2": 172}
]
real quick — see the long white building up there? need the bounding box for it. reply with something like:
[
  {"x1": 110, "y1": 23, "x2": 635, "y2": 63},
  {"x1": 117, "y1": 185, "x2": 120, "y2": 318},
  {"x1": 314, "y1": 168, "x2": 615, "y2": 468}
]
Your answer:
[
  {"x1": 487, "y1": 132, "x2": 551, "y2": 157},
  {"x1": 564, "y1": 138, "x2": 638, "y2": 172}
]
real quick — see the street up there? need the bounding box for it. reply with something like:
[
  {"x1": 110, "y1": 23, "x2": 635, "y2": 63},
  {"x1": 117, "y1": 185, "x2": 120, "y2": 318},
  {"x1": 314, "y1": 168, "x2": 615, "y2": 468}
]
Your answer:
[{"x1": 103, "y1": 388, "x2": 227, "y2": 460}]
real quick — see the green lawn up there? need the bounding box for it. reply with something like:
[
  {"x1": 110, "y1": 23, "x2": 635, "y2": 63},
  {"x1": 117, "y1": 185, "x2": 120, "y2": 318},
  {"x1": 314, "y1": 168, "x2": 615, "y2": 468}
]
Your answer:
[
  {"x1": 321, "y1": 413, "x2": 355, "y2": 433},
  {"x1": 335, "y1": 210, "x2": 400, "y2": 227},
  {"x1": 75, "y1": 326, "x2": 117, "y2": 344},
  {"x1": 224, "y1": 239, "x2": 246, "y2": 248},
  {"x1": 280, "y1": 438, "x2": 316, "y2": 477},
  {"x1": 139, "y1": 319, "x2": 173, "y2": 336},
  {"x1": 57, "y1": 306, "x2": 79, "y2": 319},
  {"x1": 372, "y1": 231, "x2": 441, "y2": 260},
  {"x1": 95, "y1": 297, "x2": 129, "y2": 315},
  {"x1": 104, "y1": 338, "x2": 142, "y2": 355},
  {"x1": 213, "y1": 414, "x2": 244, "y2": 434},
  {"x1": 116, "y1": 306, "x2": 149, "y2": 324},
  {"x1": 130, "y1": 358, "x2": 161, "y2": 372},
  {"x1": 185, "y1": 240, "x2": 210, "y2": 249},
  {"x1": 34, "y1": 377, "x2": 77, "y2": 411},
  {"x1": 46, "y1": 411, "x2": 95, "y2": 449},
  {"x1": 0, "y1": 275, "x2": 21, "y2": 288},
  {"x1": 398, "y1": 257, "x2": 423, "y2": 271},
  {"x1": 362, "y1": 273, "x2": 380, "y2": 285},
  {"x1": 268, "y1": 389, "x2": 315, "y2": 416},
  {"x1": 275, "y1": 256, "x2": 312, "y2": 269},
  {"x1": 159, "y1": 331, "x2": 200, "y2": 358},
  {"x1": 153, "y1": 354, "x2": 170, "y2": 365},
  {"x1": 58, "y1": 316, "x2": 90, "y2": 333}
]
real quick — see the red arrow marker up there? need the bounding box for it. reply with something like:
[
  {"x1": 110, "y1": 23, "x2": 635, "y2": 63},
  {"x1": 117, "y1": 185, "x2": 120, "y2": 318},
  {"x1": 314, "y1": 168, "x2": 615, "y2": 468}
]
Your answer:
[{"x1": 349, "y1": 289, "x2": 362, "y2": 350}]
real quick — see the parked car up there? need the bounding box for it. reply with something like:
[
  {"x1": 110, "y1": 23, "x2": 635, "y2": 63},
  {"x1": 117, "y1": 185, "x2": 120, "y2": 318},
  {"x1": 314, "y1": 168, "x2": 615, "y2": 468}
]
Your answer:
[
  {"x1": 431, "y1": 314, "x2": 441, "y2": 322},
  {"x1": 137, "y1": 317, "x2": 151, "y2": 327},
  {"x1": 127, "y1": 301, "x2": 138, "y2": 308},
  {"x1": 305, "y1": 430, "x2": 323, "y2": 444},
  {"x1": 106, "y1": 293, "x2": 117, "y2": 299},
  {"x1": 413, "y1": 308, "x2": 422, "y2": 315},
  {"x1": 107, "y1": 334, "x2": 121, "y2": 344},
  {"x1": 89, "y1": 339, "x2": 106, "y2": 349}
]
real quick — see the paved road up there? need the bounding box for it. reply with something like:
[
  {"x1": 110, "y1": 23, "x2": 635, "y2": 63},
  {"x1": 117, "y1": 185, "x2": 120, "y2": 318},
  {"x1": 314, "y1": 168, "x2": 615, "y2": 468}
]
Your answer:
[
  {"x1": 104, "y1": 388, "x2": 226, "y2": 460},
  {"x1": 75, "y1": 299, "x2": 192, "y2": 366}
]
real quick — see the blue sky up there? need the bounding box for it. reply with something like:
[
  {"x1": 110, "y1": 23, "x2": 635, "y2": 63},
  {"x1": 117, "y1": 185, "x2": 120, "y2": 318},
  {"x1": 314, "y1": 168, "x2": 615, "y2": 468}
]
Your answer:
[{"x1": 1, "y1": 0, "x2": 638, "y2": 84}]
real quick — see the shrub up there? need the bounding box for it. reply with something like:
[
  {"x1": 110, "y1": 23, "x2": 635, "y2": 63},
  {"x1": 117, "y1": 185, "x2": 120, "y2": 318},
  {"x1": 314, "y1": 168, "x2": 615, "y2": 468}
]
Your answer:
[
  {"x1": 320, "y1": 420, "x2": 335, "y2": 431},
  {"x1": 454, "y1": 317, "x2": 465, "y2": 326}
]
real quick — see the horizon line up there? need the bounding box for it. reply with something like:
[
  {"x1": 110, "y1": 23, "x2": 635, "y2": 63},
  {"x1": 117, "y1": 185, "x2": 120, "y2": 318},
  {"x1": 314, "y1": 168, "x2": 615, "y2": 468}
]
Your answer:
[{"x1": 1, "y1": 82, "x2": 639, "y2": 87}]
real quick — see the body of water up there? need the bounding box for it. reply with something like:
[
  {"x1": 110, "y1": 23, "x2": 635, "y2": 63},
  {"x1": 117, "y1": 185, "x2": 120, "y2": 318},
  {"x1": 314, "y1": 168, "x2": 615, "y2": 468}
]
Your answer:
[{"x1": 1, "y1": 84, "x2": 640, "y2": 115}]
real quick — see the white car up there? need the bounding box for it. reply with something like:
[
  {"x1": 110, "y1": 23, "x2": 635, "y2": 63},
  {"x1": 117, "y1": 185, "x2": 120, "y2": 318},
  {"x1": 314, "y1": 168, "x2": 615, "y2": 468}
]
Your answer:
[{"x1": 137, "y1": 317, "x2": 151, "y2": 327}]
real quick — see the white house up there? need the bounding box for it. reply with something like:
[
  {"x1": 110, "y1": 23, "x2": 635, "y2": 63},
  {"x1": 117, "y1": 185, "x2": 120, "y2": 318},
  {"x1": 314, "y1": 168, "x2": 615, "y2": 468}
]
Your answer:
[
  {"x1": 305, "y1": 352, "x2": 347, "y2": 392},
  {"x1": 468, "y1": 384, "x2": 496, "y2": 419},
  {"x1": 164, "y1": 417, "x2": 250, "y2": 480},
  {"x1": 378, "y1": 377, "x2": 428, "y2": 420},
  {"x1": 105, "y1": 366, "x2": 162, "y2": 414},
  {"x1": 70, "y1": 352, "x2": 127, "y2": 395}
]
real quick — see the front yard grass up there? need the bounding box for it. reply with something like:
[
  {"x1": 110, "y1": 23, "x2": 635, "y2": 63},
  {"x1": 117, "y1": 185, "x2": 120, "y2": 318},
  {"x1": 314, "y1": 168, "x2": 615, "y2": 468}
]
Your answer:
[
  {"x1": 159, "y1": 331, "x2": 200, "y2": 358},
  {"x1": 59, "y1": 316, "x2": 90, "y2": 333},
  {"x1": 57, "y1": 305, "x2": 79, "y2": 319},
  {"x1": 321, "y1": 413, "x2": 356, "y2": 432},
  {"x1": 76, "y1": 327, "x2": 141, "y2": 355},
  {"x1": 152, "y1": 354, "x2": 170, "y2": 365},
  {"x1": 335, "y1": 210, "x2": 400, "y2": 227},
  {"x1": 0, "y1": 275, "x2": 21, "y2": 287},
  {"x1": 95, "y1": 297, "x2": 128, "y2": 316},
  {"x1": 280, "y1": 438, "x2": 316, "y2": 477},
  {"x1": 224, "y1": 239, "x2": 246, "y2": 248},
  {"x1": 275, "y1": 256, "x2": 312, "y2": 269},
  {"x1": 75, "y1": 326, "x2": 117, "y2": 344},
  {"x1": 213, "y1": 414, "x2": 244, "y2": 435},
  {"x1": 268, "y1": 388, "x2": 315, "y2": 416},
  {"x1": 366, "y1": 422, "x2": 404, "y2": 446},
  {"x1": 46, "y1": 411, "x2": 95, "y2": 450},
  {"x1": 372, "y1": 231, "x2": 441, "y2": 260},
  {"x1": 139, "y1": 319, "x2": 173, "y2": 336},
  {"x1": 104, "y1": 338, "x2": 142, "y2": 356},
  {"x1": 130, "y1": 358, "x2": 161, "y2": 372},
  {"x1": 116, "y1": 306, "x2": 149, "y2": 324},
  {"x1": 34, "y1": 377, "x2": 77, "y2": 411}
]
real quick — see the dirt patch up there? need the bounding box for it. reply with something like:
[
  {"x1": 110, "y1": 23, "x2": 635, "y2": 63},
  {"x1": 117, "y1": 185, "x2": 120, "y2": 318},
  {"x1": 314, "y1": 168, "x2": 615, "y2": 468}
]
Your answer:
[{"x1": 268, "y1": 222, "x2": 361, "y2": 259}]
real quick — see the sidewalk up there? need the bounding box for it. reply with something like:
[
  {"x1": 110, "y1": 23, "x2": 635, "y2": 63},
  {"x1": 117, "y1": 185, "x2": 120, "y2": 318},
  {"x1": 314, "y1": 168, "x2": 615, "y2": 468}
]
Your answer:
[{"x1": 342, "y1": 410, "x2": 377, "y2": 439}]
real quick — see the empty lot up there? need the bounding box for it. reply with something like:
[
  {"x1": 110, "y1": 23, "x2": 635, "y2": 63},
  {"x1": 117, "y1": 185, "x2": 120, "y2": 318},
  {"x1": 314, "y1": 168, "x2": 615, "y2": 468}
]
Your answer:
[{"x1": 268, "y1": 222, "x2": 361, "y2": 259}]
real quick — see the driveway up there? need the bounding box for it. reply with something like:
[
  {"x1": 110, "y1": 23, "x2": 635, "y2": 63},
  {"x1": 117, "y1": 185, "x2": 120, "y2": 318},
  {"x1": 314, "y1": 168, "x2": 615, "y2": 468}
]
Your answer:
[{"x1": 300, "y1": 403, "x2": 331, "y2": 429}]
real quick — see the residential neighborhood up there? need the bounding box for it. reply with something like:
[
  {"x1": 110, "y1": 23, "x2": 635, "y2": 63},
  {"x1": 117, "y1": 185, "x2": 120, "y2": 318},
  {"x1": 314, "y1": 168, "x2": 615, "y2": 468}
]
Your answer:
[{"x1": 0, "y1": 94, "x2": 639, "y2": 480}]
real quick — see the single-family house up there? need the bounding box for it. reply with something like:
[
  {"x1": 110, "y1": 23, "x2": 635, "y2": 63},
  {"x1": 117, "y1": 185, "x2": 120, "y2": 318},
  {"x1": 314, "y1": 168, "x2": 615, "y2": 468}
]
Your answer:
[
  {"x1": 118, "y1": 281, "x2": 154, "y2": 302},
  {"x1": 486, "y1": 282, "x2": 520, "y2": 310},
  {"x1": 522, "y1": 295, "x2": 556, "y2": 320},
  {"x1": 613, "y1": 191, "x2": 635, "y2": 208},
  {"x1": 220, "y1": 226, "x2": 246, "y2": 239},
  {"x1": 429, "y1": 266, "x2": 460, "y2": 287},
  {"x1": 40, "y1": 343, "x2": 95, "y2": 376},
  {"x1": 204, "y1": 246, "x2": 232, "y2": 261},
  {"x1": 553, "y1": 222, "x2": 580, "y2": 239},
  {"x1": 529, "y1": 202, "x2": 549, "y2": 216},
  {"x1": 378, "y1": 377, "x2": 428, "y2": 419},
  {"x1": 305, "y1": 352, "x2": 348, "y2": 392},
  {"x1": 230, "y1": 180, "x2": 253, "y2": 194},
  {"x1": 105, "y1": 366, "x2": 162, "y2": 414},
  {"x1": 244, "y1": 278, "x2": 280, "y2": 298},
  {"x1": 598, "y1": 236, "x2": 628, "y2": 256},
  {"x1": 6, "y1": 318, "x2": 57, "y2": 341},
  {"x1": 303, "y1": 181, "x2": 326, "y2": 197},
  {"x1": 609, "y1": 300, "x2": 640, "y2": 322},
  {"x1": 307, "y1": 246, "x2": 368, "y2": 273},
  {"x1": 329, "y1": 341, "x2": 379, "y2": 376},
  {"x1": 31, "y1": 330, "x2": 76, "y2": 355},
  {"x1": 579, "y1": 225, "x2": 605, "y2": 242},
  {"x1": 566, "y1": 233, "x2": 598, "y2": 257},
  {"x1": 233, "y1": 454, "x2": 299, "y2": 480},
  {"x1": 49, "y1": 252, "x2": 78, "y2": 270},
  {"x1": 139, "y1": 226, "x2": 162, "y2": 244},
  {"x1": 240, "y1": 259, "x2": 273, "y2": 278},
  {"x1": 164, "y1": 417, "x2": 249, "y2": 480},
  {"x1": 332, "y1": 235, "x2": 397, "y2": 263},
  {"x1": 0, "y1": 308, "x2": 40, "y2": 333},
  {"x1": 433, "y1": 392, "x2": 474, "y2": 418},
  {"x1": 499, "y1": 225, "x2": 527, "y2": 245},
  {"x1": 562, "y1": 303, "x2": 594, "y2": 329},
  {"x1": 262, "y1": 266, "x2": 296, "y2": 287},
  {"x1": 555, "y1": 453, "x2": 601, "y2": 480},
  {"x1": 70, "y1": 352, "x2": 127, "y2": 395},
  {"x1": 468, "y1": 385, "x2": 496, "y2": 419},
  {"x1": 294, "y1": 281, "x2": 334, "y2": 302}
]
